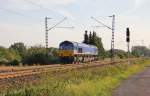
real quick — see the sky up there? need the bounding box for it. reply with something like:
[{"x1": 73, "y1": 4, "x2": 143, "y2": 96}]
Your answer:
[{"x1": 0, "y1": 0, "x2": 150, "y2": 51}]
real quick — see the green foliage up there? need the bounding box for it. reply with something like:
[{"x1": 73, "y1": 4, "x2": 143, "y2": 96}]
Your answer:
[
  {"x1": 2, "y1": 60, "x2": 150, "y2": 96},
  {"x1": 0, "y1": 46, "x2": 9, "y2": 64},
  {"x1": 9, "y1": 42, "x2": 27, "y2": 58},
  {"x1": 131, "y1": 51, "x2": 140, "y2": 57},
  {"x1": 10, "y1": 59, "x2": 20, "y2": 66},
  {"x1": 95, "y1": 36, "x2": 105, "y2": 59},
  {"x1": 89, "y1": 31, "x2": 93, "y2": 44},
  {"x1": 91, "y1": 31, "x2": 97, "y2": 45},
  {"x1": 105, "y1": 49, "x2": 129, "y2": 59},
  {"x1": 105, "y1": 50, "x2": 111, "y2": 58},
  {"x1": 131, "y1": 46, "x2": 150, "y2": 57},
  {"x1": 22, "y1": 46, "x2": 59, "y2": 65},
  {"x1": 0, "y1": 46, "x2": 21, "y2": 66},
  {"x1": 90, "y1": 32, "x2": 105, "y2": 59},
  {"x1": 114, "y1": 49, "x2": 128, "y2": 59},
  {"x1": 0, "y1": 43, "x2": 60, "y2": 66},
  {"x1": 83, "y1": 30, "x2": 89, "y2": 44},
  {"x1": 48, "y1": 47, "x2": 59, "y2": 56}
]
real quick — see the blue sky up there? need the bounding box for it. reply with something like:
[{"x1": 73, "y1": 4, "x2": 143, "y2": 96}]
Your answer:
[{"x1": 0, "y1": 0, "x2": 150, "y2": 50}]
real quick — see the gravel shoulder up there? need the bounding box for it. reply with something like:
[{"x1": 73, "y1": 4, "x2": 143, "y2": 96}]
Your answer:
[{"x1": 113, "y1": 65, "x2": 150, "y2": 96}]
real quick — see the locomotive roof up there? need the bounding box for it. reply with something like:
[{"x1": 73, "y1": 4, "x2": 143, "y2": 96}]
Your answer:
[{"x1": 60, "y1": 40, "x2": 98, "y2": 49}]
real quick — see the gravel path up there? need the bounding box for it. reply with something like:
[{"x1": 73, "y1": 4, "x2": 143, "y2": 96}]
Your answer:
[{"x1": 113, "y1": 66, "x2": 150, "y2": 96}]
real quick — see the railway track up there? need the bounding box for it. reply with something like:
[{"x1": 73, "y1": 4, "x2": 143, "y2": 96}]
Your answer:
[{"x1": 0, "y1": 58, "x2": 142, "y2": 80}]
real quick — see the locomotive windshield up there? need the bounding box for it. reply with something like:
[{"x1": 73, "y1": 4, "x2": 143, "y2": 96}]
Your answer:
[
  {"x1": 59, "y1": 41, "x2": 75, "y2": 50},
  {"x1": 59, "y1": 44, "x2": 73, "y2": 50}
]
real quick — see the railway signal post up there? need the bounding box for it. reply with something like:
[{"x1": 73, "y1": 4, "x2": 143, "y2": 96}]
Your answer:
[{"x1": 126, "y1": 27, "x2": 130, "y2": 63}]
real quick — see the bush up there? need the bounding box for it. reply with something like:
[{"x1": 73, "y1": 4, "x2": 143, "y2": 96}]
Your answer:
[
  {"x1": 0, "y1": 45, "x2": 60, "y2": 66},
  {"x1": 9, "y1": 42, "x2": 27, "y2": 58},
  {"x1": 10, "y1": 59, "x2": 20, "y2": 66},
  {"x1": 0, "y1": 47, "x2": 21, "y2": 65},
  {"x1": 0, "y1": 58, "x2": 8, "y2": 65},
  {"x1": 22, "y1": 46, "x2": 59, "y2": 65}
]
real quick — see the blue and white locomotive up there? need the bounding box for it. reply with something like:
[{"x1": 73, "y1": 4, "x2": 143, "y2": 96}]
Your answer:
[{"x1": 58, "y1": 41, "x2": 98, "y2": 63}]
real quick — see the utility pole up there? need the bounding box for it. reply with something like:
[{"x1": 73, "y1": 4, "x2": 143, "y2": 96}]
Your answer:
[
  {"x1": 45, "y1": 17, "x2": 51, "y2": 56},
  {"x1": 91, "y1": 14, "x2": 115, "y2": 61},
  {"x1": 45, "y1": 17, "x2": 74, "y2": 56},
  {"x1": 45, "y1": 17, "x2": 67, "y2": 56},
  {"x1": 109, "y1": 15, "x2": 115, "y2": 61}
]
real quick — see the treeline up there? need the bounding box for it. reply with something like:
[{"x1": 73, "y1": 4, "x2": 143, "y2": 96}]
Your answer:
[
  {"x1": 131, "y1": 46, "x2": 150, "y2": 57},
  {"x1": 82, "y1": 30, "x2": 150, "y2": 59},
  {"x1": 0, "y1": 43, "x2": 59, "y2": 66},
  {"x1": 105, "y1": 49, "x2": 128, "y2": 59}
]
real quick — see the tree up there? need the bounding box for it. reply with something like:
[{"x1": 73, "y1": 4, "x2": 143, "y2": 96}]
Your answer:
[
  {"x1": 9, "y1": 42, "x2": 27, "y2": 58},
  {"x1": 48, "y1": 47, "x2": 59, "y2": 56},
  {"x1": 95, "y1": 37, "x2": 105, "y2": 59},
  {"x1": 91, "y1": 31, "x2": 97, "y2": 45},
  {"x1": 83, "y1": 30, "x2": 89, "y2": 44},
  {"x1": 0, "y1": 46, "x2": 21, "y2": 65},
  {"x1": 131, "y1": 50, "x2": 140, "y2": 57},
  {"x1": 0, "y1": 46, "x2": 9, "y2": 64},
  {"x1": 22, "y1": 45, "x2": 59, "y2": 65},
  {"x1": 83, "y1": 31, "x2": 105, "y2": 59},
  {"x1": 114, "y1": 49, "x2": 127, "y2": 59},
  {"x1": 131, "y1": 46, "x2": 150, "y2": 57},
  {"x1": 89, "y1": 31, "x2": 93, "y2": 44}
]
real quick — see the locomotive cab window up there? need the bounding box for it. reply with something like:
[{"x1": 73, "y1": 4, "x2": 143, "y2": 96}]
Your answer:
[
  {"x1": 59, "y1": 45, "x2": 73, "y2": 50},
  {"x1": 78, "y1": 48, "x2": 83, "y2": 53}
]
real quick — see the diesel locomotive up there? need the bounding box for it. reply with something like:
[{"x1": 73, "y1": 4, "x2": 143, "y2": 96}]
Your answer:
[{"x1": 58, "y1": 41, "x2": 98, "y2": 63}]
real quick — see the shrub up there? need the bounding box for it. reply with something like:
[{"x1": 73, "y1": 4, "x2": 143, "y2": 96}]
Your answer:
[
  {"x1": 22, "y1": 46, "x2": 59, "y2": 65},
  {"x1": 10, "y1": 59, "x2": 20, "y2": 66},
  {"x1": 0, "y1": 46, "x2": 21, "y2": 65}
]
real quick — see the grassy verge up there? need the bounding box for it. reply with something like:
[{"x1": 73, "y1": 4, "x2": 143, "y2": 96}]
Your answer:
[{"x1": 1, "y1": 59, "x2": 150, "y2": 96}]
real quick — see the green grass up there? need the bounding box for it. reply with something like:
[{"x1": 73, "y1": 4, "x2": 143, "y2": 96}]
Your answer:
[{"x1": 1, "y1": 59, "x2": 150, "y2": 96}]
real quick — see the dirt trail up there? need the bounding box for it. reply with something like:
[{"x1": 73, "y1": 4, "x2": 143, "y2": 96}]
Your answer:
[{"x1": 113, "y1": 66, "x2": 150, "y2": 96}]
